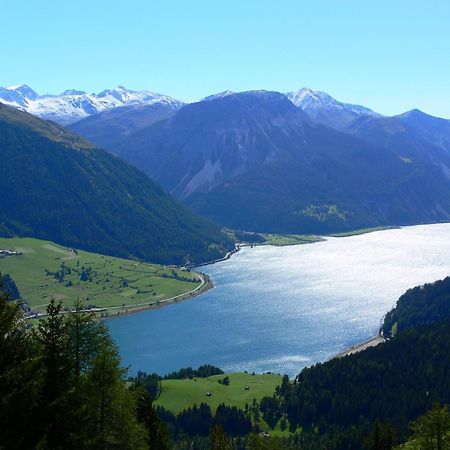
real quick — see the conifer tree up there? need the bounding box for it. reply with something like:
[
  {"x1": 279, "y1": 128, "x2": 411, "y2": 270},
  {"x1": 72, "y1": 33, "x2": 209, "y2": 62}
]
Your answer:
[{"x1": 210, "y1": 425, "x2": 231, "y2": 450}]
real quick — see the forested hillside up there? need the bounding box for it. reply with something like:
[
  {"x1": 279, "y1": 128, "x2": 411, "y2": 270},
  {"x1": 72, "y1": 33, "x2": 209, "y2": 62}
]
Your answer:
[
  {"x1": 0, "y1": 104, "x2": 233, "y2": 265},
  {"x1": 382, "y1": 276, "x2": 450, "y2": 336}
]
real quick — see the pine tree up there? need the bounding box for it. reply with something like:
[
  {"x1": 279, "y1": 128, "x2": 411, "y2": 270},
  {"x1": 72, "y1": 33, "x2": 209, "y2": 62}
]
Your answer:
[
  {"x1": 83, "y1": 337, "x2": 147, "y2": 449},
  {"x1": 36, "y1": 299, "x2": 72, "y2": 449},
  {"x1": 134, "y1": 387, "x2": 171, "y2": 450},
  {"x1": 365, "y1": 421, "x2": 397, "y2": 450},
  {"x1": 210, "y1": 425, "x2": 231, "y2": 450}
]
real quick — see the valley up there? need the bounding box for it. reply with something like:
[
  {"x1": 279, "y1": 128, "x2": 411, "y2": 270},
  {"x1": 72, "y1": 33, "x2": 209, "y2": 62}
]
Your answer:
[{"x1": 3, "y1": 3, "x2": 450, "y2": 448}]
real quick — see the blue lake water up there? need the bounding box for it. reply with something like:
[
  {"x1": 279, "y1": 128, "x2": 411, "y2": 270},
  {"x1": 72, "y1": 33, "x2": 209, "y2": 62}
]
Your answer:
[{"x1": 108, "y1": 223, "x2": 450, "y2": 377}]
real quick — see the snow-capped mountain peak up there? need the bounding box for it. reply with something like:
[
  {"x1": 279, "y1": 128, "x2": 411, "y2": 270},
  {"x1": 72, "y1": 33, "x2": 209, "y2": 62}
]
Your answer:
[
  {"x1": 0, "y1": 84, "x2": 39, "y2": 106},
  {"x1": 0, "y1": 85, "x2": 184, "y2": 125},
  {"x1": 6, "y1": 83, "x2": 38, "y2": 98},
  {"x1": 201, "y1": 90, "x2": 235, "y2": 101},
  {"x1": 61, "y1": 89, "x2": 87, "y2": 96},
  {"x1": 285, "y1": 87, "x2": 381, "y2": 130}
]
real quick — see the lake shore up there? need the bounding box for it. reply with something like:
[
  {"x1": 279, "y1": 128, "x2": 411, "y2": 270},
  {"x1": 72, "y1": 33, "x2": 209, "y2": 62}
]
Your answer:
[
  {"x1": 108, "y1": 222, "x2": 450, "y2": 377},
  {"x1": 191, "y1": 243, "x2": 243, "y2": 268},
  {"x1": 333, "y1": 334, "x2": 386, "y2": 359},
  {"x1": 103, "y1": 271, "x2": 213, "y2": 320},
  {"x1": 98, "y1": 226, "x2": 401, "y2": 320}
]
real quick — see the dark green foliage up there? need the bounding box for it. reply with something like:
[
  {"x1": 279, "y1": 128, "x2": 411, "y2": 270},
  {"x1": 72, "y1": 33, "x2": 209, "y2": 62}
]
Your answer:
[
  {"x1": 0, "y1": 288, "x2": 40, "y2": 449},
  {"x1": 280, "y1": 322, "x2": 450, "y2": 441},
  {"x1": 233, "y1": 231, "x2": 266, "y2": 244},
  {"x1": 157, "y1": 402, "x2": 252, "y2": 439},
  {"x1": 134, "y1": 387, "x2": 171, "y2": 450},
  {"x1": 246, "y1": 433, "x2": 286, "y2": 450},
  {"x1": 259, "y1": 396, "x2": 282, "y2": 429},
  {"x1": 133, "y1": 371, "x2": 163, "y2": 400},
  {"x1": 0, "y1": 294, "x2": 165, "y2": 450},
  {"x1": 408, "y1": 403, "x2": 450, "y2": 450},
  {"x1": 210, "y1": 425, "x2": 231, "y2": 450},
  {"x1": 0, "y1": 103, "x2": 233, "y2": 265},
  {"x1": 215, "y1": 404, "x2": 252, "y2": 436},
  {"x1": 364, "y1": 422, "x2": 397, "y2": 450},
  {"x1": 178, "y1": 403, "x2": 214, "y2": 436},
  {"x1": 382, "y1": 277, "x2": 450, "y2": 336},
  {"x1": 0, "y1": 271, "x2": 20, "y2": 299},
  {"x1": 164, "y1": 364, "x2": 225, "y2": 380}
]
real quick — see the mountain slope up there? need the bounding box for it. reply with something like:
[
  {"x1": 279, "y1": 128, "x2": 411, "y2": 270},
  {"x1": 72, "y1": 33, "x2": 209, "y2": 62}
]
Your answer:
[
  {"x1": 113, "y1": 91, "x2": 313, "y2": 198},
  {"x1": 286, "y1": 87, "x2": 381, "y2": 130},
  {"x1": 68, "y1": 102, "x2": 181, "y2": 149},
  {"x1": 0, "y1": 103, "x2": 233, "y2": 265},
  {"x1": 349, "y1": 109, "x2": 450, "y2": 166},
  {"x1": 0, "y1": 85, "x2": 183, "y2": 125},
  {"x1": 113, "y1": 91, "x2": 450, "y2": 234}
]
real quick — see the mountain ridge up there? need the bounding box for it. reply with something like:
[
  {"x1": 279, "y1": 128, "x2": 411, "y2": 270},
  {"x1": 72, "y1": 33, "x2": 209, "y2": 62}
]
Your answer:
[
  {"x1": 112, "y1": 90, "x2": 450, "y2": 233},
  {"x1": 286, "y1": 87, "x2": 381, "y2": 130},
  {"x1": 0, "y1": 84, "x2": 184, "y2": 125}
]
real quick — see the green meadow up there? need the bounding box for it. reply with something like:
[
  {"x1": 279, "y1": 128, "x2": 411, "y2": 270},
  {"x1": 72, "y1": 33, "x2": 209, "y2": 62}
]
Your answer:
[
  {"x1": 155, "y1": 372, "x2": 282, "y2": 414},
  {"x1": 264, "y1": 234, "x2": 323, "y2": 246},
  {"x1": 0, "y1": 237, "x2": 204, "y2": 313}
]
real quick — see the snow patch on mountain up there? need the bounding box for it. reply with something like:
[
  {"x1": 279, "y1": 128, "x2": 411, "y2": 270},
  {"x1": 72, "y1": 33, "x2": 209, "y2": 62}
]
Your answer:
[
  {"x1": 286, "y1": 88, "x2": 380, "y2": 117},
  {"x1": 202, "y1": 90, "x2": 235, "y2": 102},
  {"x1": 0, "y1": 85, "x2": 184, "y2": 125},
  {"x1": 285, "y1": 88, "x2": 382, "y2": 130}
]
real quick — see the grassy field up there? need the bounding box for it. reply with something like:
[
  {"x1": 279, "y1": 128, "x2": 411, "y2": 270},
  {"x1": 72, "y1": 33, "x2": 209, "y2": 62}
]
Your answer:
[
  {"x1": 0, "y1": 237, "x2": 205, "y2": 313},
  {"x1": 329, "y1": 226, "x2": 399, "y2": 237},
  {"x1": 155, "y1": 372, "x2": 282, "y2": 414},
  {"x1": 264, "y1": 234, "x2": 323, "y2": 246}
]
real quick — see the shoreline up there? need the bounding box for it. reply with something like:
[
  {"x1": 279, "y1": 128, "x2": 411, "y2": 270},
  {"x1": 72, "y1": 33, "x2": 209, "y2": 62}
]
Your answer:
[
  {"x1": 333, "y1": 334, "x2": 386, "y2": 359},
  {"x1": 103, "y1": 226, "x2": 395, "y2": 329},
  {"x1": 190, "y1": 243, "x2": 243, "y2": 268},
  {"x1": 102, "y1": 271, "x2": 213, "y2": 320}
]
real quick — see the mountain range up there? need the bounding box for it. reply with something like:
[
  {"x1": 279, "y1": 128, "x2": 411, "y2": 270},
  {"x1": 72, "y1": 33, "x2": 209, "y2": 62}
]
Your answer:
[
  {"x1": 0, "y1": 103, "x2": 233, "y2": 264},
  {"x1": 0, "y1": 84, "x2": 183, "y2": 125},
  {"x1": 109, "y1": 90, "x2": 450, "y2": 233},
  {"x1": 3, "y1": 83, "x2": 450, "y2": 235}
]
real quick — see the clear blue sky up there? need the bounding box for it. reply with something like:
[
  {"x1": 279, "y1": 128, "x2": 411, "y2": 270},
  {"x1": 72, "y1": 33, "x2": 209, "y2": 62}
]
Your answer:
[{"x1": 2, "y1": 0, "x2": 450, "y2": 117}]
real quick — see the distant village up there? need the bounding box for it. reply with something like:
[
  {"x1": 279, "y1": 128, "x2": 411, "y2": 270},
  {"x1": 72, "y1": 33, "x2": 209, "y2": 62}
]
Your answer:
[{"x1": 0, "y1": 249, "x2": 22, "y2": 257}]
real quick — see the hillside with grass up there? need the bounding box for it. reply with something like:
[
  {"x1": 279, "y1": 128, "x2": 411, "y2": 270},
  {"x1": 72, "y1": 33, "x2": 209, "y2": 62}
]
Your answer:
[
  {"x1": 0, "y1": 237, "x2": 207, "y2": 314},
  {"x1": 155, "y1": 372, "x2": 281, "y2": 414}
]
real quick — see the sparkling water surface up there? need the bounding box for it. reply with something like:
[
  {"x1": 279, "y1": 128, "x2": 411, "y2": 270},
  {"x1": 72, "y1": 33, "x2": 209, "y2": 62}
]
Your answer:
[{"x1": 108, "y1": 223, "x2": 450, "y2": 377}]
